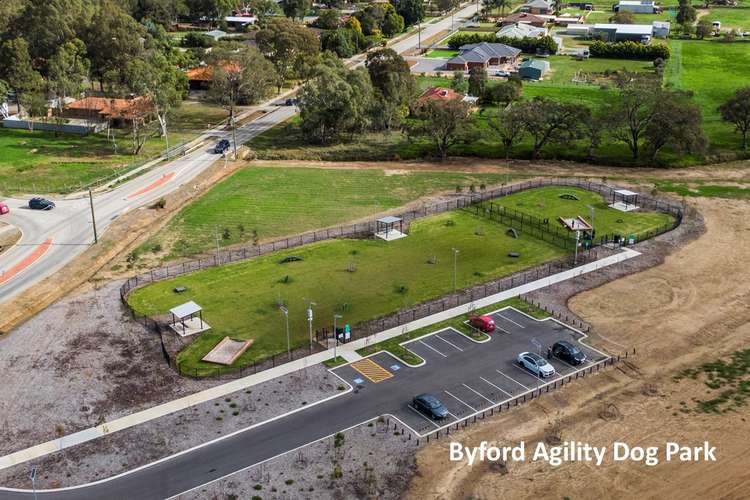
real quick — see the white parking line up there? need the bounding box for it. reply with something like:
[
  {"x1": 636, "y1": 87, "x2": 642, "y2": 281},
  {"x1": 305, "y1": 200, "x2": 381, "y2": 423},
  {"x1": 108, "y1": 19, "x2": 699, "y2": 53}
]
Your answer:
[
  {"x1": 496, "y1": 313, "x2": 525, "y2": 329},
  {"x1": 419, "y1": 340, "x2": 447, "y2": 358},
  {"x1": 462, "y1": 383, "x2": 495, "y2": 404},
  {"x1": 479, "y1": 376, "x2": 513, "y2": 398},
  {"x1": 444, "y1": 390, "x2": 477, "y2": 412},
  {"x1": 496, "y1": 369, "x2": 530, "y2": 390},
  {"x1": 407, "y1": 405, "x2": 441, "y2": 428},
  {"x1": 435, "y1": 334, "x2": 464, "y2": 352},
  {"x1": 512, "y1": 363, "x2": 551, "y2": 383},
  {"x1": 495, "y1": 326, "x2": 511, "y2": 335}
]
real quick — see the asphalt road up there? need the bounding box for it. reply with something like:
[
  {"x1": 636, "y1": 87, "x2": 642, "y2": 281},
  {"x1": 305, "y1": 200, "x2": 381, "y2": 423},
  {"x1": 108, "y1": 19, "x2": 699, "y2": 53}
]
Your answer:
[{"x1": 0, "y1": 308, "x2": 608, "y2": 499}]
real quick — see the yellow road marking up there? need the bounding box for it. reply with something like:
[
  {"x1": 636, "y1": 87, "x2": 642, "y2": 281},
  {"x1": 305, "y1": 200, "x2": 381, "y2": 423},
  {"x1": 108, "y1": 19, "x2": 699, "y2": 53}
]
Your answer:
[{"x1": 351, "y1": 358, "x2": 393, "y2": 383}]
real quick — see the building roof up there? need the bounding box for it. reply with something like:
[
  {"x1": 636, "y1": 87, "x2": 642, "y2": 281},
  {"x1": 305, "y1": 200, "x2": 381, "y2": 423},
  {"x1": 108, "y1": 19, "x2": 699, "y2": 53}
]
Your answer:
[
  {"x1": 594, "y1": 23, "x2": 653, "y2": 35},
  {"x1": 652, "y1": 20, "x2": 670, "y2": 29},
  {"x1": 205, "y1": 29, "x2": 227, "y2": 40},
  {"x1": 520, "y1": 59, "x2": 550, "y2": 71},
  {"x1": 614, "y1": 189, "x2": 639, "y2": 196},
  {"x1": 524, "y1": 0, "x2": 553, "y2": 8},
  {"x1": 225, "y1": 15, "x2": 257, "y2": 24},
  {"x1": 618, "y1": 0, "x2": 654, "y2": 4},
  {"x1": 419, "y1": 87, "x2": 465, "y2": 102},
  {"x1": 448, "y1": 42, "x2": 522, "y2": 65},
  {"x1": 185, "y1": 62, "x2": 242, "y2": 82},
  {"x1": 497, "y1": 22, "x2": 547, "y2": 39},
  {"x1": 65, "y1": 96, "x2": 152, "y2": 120},
  {"x1": 170, "y1": 301, "x2": 203, "y2": 319},
  {"x1": 377, "y1": 215, "x2": 403, "y2": 224},
  {"x1": 502, "y1": 12, "x2": 548, "y2": 25}
]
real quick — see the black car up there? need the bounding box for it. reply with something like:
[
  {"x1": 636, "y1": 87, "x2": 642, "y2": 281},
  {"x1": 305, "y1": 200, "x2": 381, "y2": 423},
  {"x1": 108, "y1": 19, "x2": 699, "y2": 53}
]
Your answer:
[
  {"x1": 552, "y1": 340, "x2": 586, "y2": 366},
  {"x1": 213, "y1": 139, "x2": 230, "y2": 154},
  {"x1": 28, "y1": 197, "x2": 55, "y2": 210},
  {"x1": 412, "y1": 393, "x2": 449, "y2": 420}
]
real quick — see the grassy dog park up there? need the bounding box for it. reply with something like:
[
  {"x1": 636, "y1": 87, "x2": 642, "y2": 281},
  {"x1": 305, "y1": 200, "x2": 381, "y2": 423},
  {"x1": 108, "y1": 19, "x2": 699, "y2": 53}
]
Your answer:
[{"x1": 127, "y1": 186, "x2": 674, "y2": 376}]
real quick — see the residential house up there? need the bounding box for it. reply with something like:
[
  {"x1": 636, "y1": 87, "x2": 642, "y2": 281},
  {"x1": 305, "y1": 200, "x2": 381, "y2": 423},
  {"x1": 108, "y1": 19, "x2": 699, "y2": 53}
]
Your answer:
[
  {"x1": 224, "y1": 15, "x2": 257, "y2": 28},
  {"x1": 496, "y1": 22, "x2": 548, "y2": 39},
  {"x1": 569, "y1": 21, "x2": 669, "y2": 41},
  {"x1": 61, "y1": 96, "x2": 153, "y2": 128},
  {"x1": 499, "y1": 12, "x2": 548, "y2": 28},
  {"x1": 185, "y1": 62, "x2": 242, "y2": 90},
  {"x1": 418, "y1": 87, "x2": 479, "y2": 105},
  {"x1": 521, "y1": 0, "x2": 555, "y2": 15},
  {"x1": 614, "y1": 0, "x2": 658, "y2": 13},
  {"x1": 445, "y1": 42, "x2": 522, "y2": 71},
  {"x1": 518, "y1": 59, "x2": 550, "y2": 80}
]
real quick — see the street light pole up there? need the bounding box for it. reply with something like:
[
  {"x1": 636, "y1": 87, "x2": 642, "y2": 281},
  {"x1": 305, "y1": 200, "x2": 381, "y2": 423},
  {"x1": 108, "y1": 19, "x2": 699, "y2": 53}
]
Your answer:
[
  {"x1": 88, "y1": 188, "x2": 97, "y2": 244},
  {"x1": 29, "y1": 465, "x2": 38, "y2": 500},
  {"x1": 452, "y1": 248, "x2": 460, "y2": 292},
  {"x1": 307, "y1": 302, "x2": 316, "y2": 352},
  {"x1": 280, "y1": 306, "x2": 290, "y2": 359},
  {"x1": 333, "y1": 314, "x2": 342, "y2": 362}
]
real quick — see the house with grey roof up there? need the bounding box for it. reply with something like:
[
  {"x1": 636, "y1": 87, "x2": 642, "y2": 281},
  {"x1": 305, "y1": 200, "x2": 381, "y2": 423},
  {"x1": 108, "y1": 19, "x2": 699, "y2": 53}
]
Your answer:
[
  {"x1": 614, "y1": 0, "x2": 658, "y2": 13},
  {"x1": 522, "y1": 0, "x2": 555, "y2": 14},
  {"x1": 496, "y1": 22, "x2": 548, "y2": 39},
  {"x1": 445, "y1": 42, "x2": 522, "y2": 71}
]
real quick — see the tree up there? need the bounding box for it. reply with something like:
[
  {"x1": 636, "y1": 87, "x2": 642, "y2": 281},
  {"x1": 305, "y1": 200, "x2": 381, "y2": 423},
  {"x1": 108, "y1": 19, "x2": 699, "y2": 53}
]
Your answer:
[
  {"x1": 719, "y1": 87, "x2": 750, "y2": 150},
  {"x1": 0, "y1": 38, "x2": 44, "y2": 114},
  {"x1": 246, "y1": 0, "x2": 283, "y2": 25},
  {"x1": 256, "y1": 18, "x2": 320, "y2": 91},
  {"x1": 604, "y1": 74, "x2": 662, "y2": 160},
  {"x1": 676, "y1": 0, "x2": 697, "y2": 27},
  {"x1": 382, "y1": 8, "x2": 405, "y2": 37},
  {"x1": 48, "y1": 39, "x2": 90, "y2": 134},
  {"x1": 696, "y1": 19, "x2": 713, "y2": 39},
  {"x1": 517, "y1": 97, "x2": 589, "y2": 159},
  {"x1": 393, "y1": 0, "x2": 425, "y2": 26},
  {"x1": 583, "y1": 108, "x2": 607, "y2": 161},
  {"x1": 314, "y1": 8, "x2": 341, "y2": 29},
  {"x1": 610, "y1": 11, "x2": 635, "y2": 24},
  {"x1": 184, "y1": 0, "x2": 234, "y2": 22},
  {"x1": 281, "y1": 0, "x2": 311, "y2": 20},
  {"x1": 19, "y1": 92, "x2": 47, "y2": 132},
  {"x1": 451, "y1": 71, "x2": 468, "y2": 93},
  {"x1": 209, "y1": 47, "x2": 278, "y2": 157},
  {"x1": 483, "y1": 80, "x2": 522, "y2": 106},
  {"x1": 645, "y1": 91, "x2": 706, "y2": 161},
  {"x1": 468, "y1": 66, "x2": 487, "y2": 98},
  {"x1": 409, "y1": 99, "x2": 475, "y2": 160},
  {"x1": 126, "y1": 0, "x2": 189, "y2": 27},
  {"x1": 490, "y1": 104, "x2": 526, "y2": 160},
  {"x1": 321, "y1": 29, "x2": 360, "y2": 58},
  {"x1": 365, "y1": 48, "x2": 416, "y2": 129}
]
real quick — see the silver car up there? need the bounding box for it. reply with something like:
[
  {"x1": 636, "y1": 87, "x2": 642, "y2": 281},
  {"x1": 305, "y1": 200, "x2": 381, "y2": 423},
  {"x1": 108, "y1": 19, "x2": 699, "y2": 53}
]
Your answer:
[{"x1": 517, "y1": 352, "x2": 555, "y2": 378}]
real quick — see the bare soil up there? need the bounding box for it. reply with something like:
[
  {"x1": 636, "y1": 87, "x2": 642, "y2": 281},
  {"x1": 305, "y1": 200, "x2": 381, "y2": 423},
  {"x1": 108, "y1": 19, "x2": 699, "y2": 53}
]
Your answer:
[
  {"x1": 0, "y1": 221, "x2": 21, "y2": 255},
  {"x1": 406, "y1": 197, "x2": 750, "y2": 499}
]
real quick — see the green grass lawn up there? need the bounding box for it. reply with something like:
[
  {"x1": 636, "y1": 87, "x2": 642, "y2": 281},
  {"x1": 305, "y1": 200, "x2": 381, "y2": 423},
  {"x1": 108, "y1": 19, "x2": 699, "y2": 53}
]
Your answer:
[
  {"x1": 654, "y1": 180, "x2": 750, "y2": 199},
  {"x1": 706, "y1": 7, "x2": 750, "y2": 30},
  {"x1": 139, "y1": 166, "x2": 523, "y2": 259},
  {"x1": 490, "y1": 186, "x2": 676, "y2": 238},
  {"x1": 128, "y1": 210, "x2": 568, "y2": 375},
  {"x1": 584, "y1": 10, "x2": 675, "y2": 24},
  {"x1": 425, "y1": 49, "x2": 459, "y2": 58},
  {"x1": 539, "y1": 55, "x2": 654, "y2": 86}
]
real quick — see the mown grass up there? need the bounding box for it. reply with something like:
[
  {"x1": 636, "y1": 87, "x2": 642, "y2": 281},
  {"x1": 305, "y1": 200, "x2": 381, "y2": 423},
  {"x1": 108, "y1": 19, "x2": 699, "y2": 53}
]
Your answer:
[
  {"x1": 140, "y1": 166, "x2": 523, "y2": 259},
  {"x1": 355, "y1": 297, "x2": 550, "y2": 365},
  {"x1": 425, "y1": 49, "x2": 459, "y2": 58},
  {"x1": 706, "y1": 6, "x2": 750, "y2": 30},
  {"x1": 654, "y1": 181, "x2": 750, "y2": 199},
  {"x1": 128, "y1": 210, "x2": 567, "y2": 375},
  {"x1": 673, "y1": 348, "x2": 750, "y2": 413}
]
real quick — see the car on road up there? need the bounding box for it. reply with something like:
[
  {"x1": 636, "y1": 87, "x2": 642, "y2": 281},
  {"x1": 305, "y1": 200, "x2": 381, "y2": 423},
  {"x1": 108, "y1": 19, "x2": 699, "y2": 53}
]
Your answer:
[
  {"x1": 552, "y1": 340, "x2": 586, "y2": 366},
  {"x1": 517, "y1": 351, "x2": 555, "y2": 378},
  {"x1": 284, "y1": 98, "x2": 299, "y2": 106},
  {"x1": 0, "y1": 202, "x2": 8, "y2": 215},
  {"x1": 412, "y1": 393, "x2": 449, "y2": 419},
  {"x1": 28, "y1": 198, "x2": 55, "y2": 211},
  {"x1": 469, "y1": 315, "x2": 496, "y2": 333},
  {"x1": 494, "y1": 70, "x2": 511, "y2": 77},
  {"x1": 213, "y1": 139, "x2": 230, "y2": 154}
]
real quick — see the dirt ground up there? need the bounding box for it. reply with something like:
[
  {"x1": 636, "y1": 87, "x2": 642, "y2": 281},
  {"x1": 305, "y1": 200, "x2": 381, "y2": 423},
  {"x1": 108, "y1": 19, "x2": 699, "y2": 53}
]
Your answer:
[
  {"x1": 0, "y1": 221, "x2": 20, "y2": 255},
  {"x1": 406, "y1": 197, "x2": 750, "y2": 499}
]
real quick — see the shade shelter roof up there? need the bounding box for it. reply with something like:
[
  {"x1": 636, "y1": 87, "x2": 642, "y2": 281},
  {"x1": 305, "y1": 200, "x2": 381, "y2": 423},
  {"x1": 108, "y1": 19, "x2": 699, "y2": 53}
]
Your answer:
[{"x1": 170, "y1": 301, "x2": 202, "y2": 320}]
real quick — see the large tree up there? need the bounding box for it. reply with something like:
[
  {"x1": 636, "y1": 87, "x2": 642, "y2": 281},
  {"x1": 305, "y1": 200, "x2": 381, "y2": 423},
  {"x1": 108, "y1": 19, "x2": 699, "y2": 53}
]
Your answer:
[
  {"x1": 393, "y1": 0, "x2": 425, "y2": 26},
  {"x1": 208, "y1": 47, "x2": 277, "y2": 157},
  {"x1": 645, "y1": 91, "x2": 706, "y2": 161},
  {"x1": 676, "y1": 0, "x2": 697, "y2": 27},
  {"x1": 184, "y1": 0, "x2": 234, "y2": 22},
  {"x1": 719, "y1": 86, "x2": 750, "y2": 150},
  {"x1": 409, "y1": 99, "x2": 475, "y2": 160},
  {"x1": 468, "y1": 66, "x2": 487, "y2": 99},
  {"x1": 0, "y1": 38, "x2": 44, "y2": 113},
  {"x1": 281, "y1": 0, "x2": 311, "y2": 20},
  {"x1": 517, "y1": 97, "x2": 589, "y2": 159},
  {"x1": 256, "y1": 18, "x2": 320, "y2": 91},
  {"x1": 604, "y1": 74, "x2": 662, "y2": 160},
  {"x1": 48, "y1": 39, "x2": 91, "y2": 132},
  {"x1": 125, "y1": 0, "x2": 189, "y2": 27},
  {"x1": 491, "y1": 104, "x2": 526, "y2": 160},
  {"x1": 365, "y1": 48, "x2": 416, "y2": 129}
]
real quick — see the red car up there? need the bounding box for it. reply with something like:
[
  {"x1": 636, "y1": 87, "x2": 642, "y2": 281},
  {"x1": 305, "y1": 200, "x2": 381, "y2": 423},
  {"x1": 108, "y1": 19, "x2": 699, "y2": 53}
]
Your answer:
[
  {"x1": 469, "y1": 315, "x2": 496, "y2": 333},
  {"x1": 0, "y1": 202, "x2": 9, "y2": 215}
]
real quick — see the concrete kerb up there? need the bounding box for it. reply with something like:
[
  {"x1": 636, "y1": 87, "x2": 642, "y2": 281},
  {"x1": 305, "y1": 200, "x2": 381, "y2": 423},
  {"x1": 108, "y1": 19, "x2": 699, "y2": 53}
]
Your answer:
[{"x1": 0, "y1": 246, "x2": 640, "y2": 473}]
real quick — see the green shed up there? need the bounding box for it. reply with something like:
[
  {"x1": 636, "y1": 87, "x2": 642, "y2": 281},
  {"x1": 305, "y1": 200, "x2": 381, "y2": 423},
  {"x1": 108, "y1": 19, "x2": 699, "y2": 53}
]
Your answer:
[{"x1": 518, "y1": 59, "x2": 550, "y2": 80}]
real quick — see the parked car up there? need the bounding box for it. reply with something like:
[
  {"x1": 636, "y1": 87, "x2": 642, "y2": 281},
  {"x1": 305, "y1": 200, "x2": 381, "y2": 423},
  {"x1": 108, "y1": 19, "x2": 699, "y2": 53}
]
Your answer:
[
  {"x1": 28, "y1": 198, "x2": 55, "y2": 211},
  {"x1": 495, "y1": 70, "x2": 510, "y2": 77},
  {"x1": 517, "y1": 351, "x2": 555, "y2": 378},
  {"x1": 412, "y1": 393, "x2": 449, "y2": 419},
  {"x1": 0, "y1": 202, "x2": 9, "y2": 215},
  {"x1": 284, "y1": 98, "x2": 299, "y2": 106},
  {"x1": 213, "y1": 139, "x2": 230, "y2": 154},
  {"x1": 552, "y1": 340, "x2": 586, "y2": 366},
  {"x1": 469, "y1": 315, "x2": 496, "y2": 333}
]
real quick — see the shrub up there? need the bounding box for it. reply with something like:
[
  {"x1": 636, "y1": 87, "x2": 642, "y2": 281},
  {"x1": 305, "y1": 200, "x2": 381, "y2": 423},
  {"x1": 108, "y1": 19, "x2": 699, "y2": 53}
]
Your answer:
[
  {"x1": 181, "y1": 32, "x2": 213, "y2": 48},
  {"x1": 447, "y1": 33, "x2": 557, "y2": 54},
  {"x1": 589, "y1": 40, "x2": 670, "y2": 60}
]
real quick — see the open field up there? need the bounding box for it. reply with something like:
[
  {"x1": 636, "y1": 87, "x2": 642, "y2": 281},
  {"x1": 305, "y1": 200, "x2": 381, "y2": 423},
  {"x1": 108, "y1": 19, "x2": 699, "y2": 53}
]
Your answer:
[
  {"x1": 128, "y1": 209, "x2": 568, "y2": 375},
  {"x1": 139, "y1": 166, "x2": 523, "y2": 259},
  {"x1": 584, "y1": 10, "x2": 675, "y2": 24},
  {"x1": 536, "y1": 55, "x2": 654, "y2": 86},
  {"x1": 706, "y1": 6, "x2": 750, "y2": 30},
  {"x1": 654, "y1": 180, "x2": 750, "y2": 199}
]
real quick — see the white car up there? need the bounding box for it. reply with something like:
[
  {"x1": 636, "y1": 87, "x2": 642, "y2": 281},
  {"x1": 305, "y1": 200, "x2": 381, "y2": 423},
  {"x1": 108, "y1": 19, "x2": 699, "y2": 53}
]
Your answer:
[{"x1": 517, "y1": 352, "x2": 556, "y2": 378}]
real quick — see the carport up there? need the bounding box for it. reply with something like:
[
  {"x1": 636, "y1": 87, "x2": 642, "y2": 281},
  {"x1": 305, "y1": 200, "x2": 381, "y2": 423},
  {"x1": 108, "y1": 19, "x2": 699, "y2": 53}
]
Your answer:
[{"x1": 610, "y1": 189, "x2": 639, "y2": 212}]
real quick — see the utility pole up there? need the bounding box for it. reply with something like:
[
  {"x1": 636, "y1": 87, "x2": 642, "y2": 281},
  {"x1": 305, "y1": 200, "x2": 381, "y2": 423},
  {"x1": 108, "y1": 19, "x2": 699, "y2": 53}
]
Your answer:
[
  {"x1": 418, "y1": 20, "x2": 421, "y2": 51},
  {"x1": 280, "y1": 305, "x2": 290, "y2": 359},
  {"x1": 452, "y1": 248, "x2": 460, "y2": 292},
  {"x1": 307, "y1": 302, "x2": 316, "y2": 352},
  {"x1": 88, "y1": 188, "x2": 98, "y2": 244},
  {"x1": 333, "y1": 314, "x2": 342, "y2": 362}
]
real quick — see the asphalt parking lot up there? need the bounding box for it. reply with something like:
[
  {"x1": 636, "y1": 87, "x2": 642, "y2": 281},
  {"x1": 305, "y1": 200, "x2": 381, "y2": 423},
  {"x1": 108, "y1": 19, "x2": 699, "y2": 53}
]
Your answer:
[{"x1": 333, "y1": 307, "x2": 608, "y2": 436}]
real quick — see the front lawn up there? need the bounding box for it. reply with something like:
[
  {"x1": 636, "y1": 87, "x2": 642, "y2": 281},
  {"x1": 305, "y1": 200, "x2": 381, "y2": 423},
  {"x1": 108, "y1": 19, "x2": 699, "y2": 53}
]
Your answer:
[{"x1": 425, "y1": 49, "x2": 459, "y2": 58}]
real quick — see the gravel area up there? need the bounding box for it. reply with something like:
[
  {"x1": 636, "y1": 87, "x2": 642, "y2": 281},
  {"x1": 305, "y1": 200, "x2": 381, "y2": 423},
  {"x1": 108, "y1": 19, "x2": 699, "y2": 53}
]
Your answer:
[
  {"x1": 0, "y1": 363, "x2": 342, "y2": 489},
  {"x1": 177, "y1": 418, "x2": 416, "y2": 500}
]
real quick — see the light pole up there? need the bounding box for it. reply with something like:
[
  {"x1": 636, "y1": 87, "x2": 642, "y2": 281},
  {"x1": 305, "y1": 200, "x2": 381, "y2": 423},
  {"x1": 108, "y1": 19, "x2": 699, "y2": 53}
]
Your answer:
[
  {"x1": 418, "y1": 20, "x2": 421, "y2": 51},
  {"x1": 280, "y1": 305, "x2": 290, "y2": 359},
  {"x1": 452, "y1": 248, "x2": 460, "y2": 292},
  {"x1": 88, "y1": 188, "x2": 97, "y2": 244},
  {"x1": 29, "y1": 465, "x2": 38, "y2": 500},
  {"x1": 333, "y1": 313, "x2": 342, "y2": 361},
  {"x1": 307, "y1": 301, "x2": 316, "y2": 352}
]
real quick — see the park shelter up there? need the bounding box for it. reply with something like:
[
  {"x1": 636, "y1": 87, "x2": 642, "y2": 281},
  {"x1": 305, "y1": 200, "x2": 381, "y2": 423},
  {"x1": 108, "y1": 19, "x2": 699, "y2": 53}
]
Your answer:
[
  {"x1": 169, "y1": 301, "x2": 211, "y2": 337},
  {"x1": 518, "y1": 59, "x2": 550, "y2": 80},
  {"x1": 375, "y1": 216, "x2": 407, "y2": 241},
  {"x1": 610, "y1": 189, "x2": 639, "y2": 212}
]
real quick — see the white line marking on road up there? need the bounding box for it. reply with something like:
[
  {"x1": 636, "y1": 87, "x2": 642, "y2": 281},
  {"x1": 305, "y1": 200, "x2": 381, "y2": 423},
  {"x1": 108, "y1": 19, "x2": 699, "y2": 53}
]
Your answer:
[
  {"x1": 407, "y1": 405, "x2": 440, "y2": 428},
  {"x1": 479, "y1": 377, "x2": 513, "y2": 398},
  {"x1": 497, "y1": 313, "x2": 524, "y2": 328},
  {"x1": 512, "y1": 363, "x2": 549, "y2": 383},
  {"x1": 496, "y1": 369, "x2": 530, "y2": 390},
  {"x1": 462, "y1": 383, "x2": 495, "y2": 404},
  {"x1": 419, "y1": 340, "x2": 447, "y2": 357},
  {"x1": 495, "y1": 326, "x2": 511, "y2": 335},
  {"x1": 444, "y1": 390, "x2": 477, "y2": 412},
  {"x1": 435, "y1": 334, "x2": 464, "y2": 351}
]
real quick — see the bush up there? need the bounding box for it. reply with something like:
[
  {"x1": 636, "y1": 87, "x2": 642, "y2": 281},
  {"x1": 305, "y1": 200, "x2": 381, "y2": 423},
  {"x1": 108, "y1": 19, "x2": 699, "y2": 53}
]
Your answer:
[
  {"x1": 181, "y1": 32, "x2": 213, "y2": 48},
  {"x1": 446, "y1": 33, "x2": 557, "y2": 54},
  {"x1": 589, "y1": 40, "x2": 670, "y2": 60}
]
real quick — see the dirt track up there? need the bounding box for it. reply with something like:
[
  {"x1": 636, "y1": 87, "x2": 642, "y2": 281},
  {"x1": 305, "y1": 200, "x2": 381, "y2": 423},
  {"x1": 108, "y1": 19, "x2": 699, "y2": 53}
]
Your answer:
[{"x1": 406, "y1": 197, "x2": 750, "y2": 500}]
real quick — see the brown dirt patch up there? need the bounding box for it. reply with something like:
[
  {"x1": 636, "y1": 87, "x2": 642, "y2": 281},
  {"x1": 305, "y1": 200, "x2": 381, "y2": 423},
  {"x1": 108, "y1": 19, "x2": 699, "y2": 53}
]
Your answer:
[
  {"x1": 406, "y1": 197, "x2": 750, "y2": 500},
  {"x1": 0, "y1": 221, "x2": 21, "y2": 255}
]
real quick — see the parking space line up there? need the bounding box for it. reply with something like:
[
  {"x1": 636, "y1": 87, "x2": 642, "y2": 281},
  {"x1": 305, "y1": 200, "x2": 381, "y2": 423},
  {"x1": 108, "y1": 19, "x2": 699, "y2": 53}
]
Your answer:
[
  {"x1": 497, "y1": 313, "x2": 524, "y2": 328},
  {"x1": 407, "y1": 405, "x2": 440, "y2": 428},
  {"x1": 554, "y1": 357, "x2": 588, "y2": 370},
  {"x1": 462, "y1": 384, "x2": 495, "y2": 404},
  {"x1": 496, "y1": 369, "x2": 530, "y2": 390},
  {"x1": 419, "y1": 340, "x2": 447, "y2": 358},
  {"x1": 512, "y1": 364, "x2": 546, "y2": 383},
  {"x1": 435, "y1": 334, "x2": 464, "y2": 352},
  {"x1": 495, "y1": 326, "x2": 511, "y2": 335},
  {"x1": 479, "y1": 377, "x2": 513, "y2": 398},
  {"x1": 444, "y1": 390, "x2": 477, "y2": 412}
]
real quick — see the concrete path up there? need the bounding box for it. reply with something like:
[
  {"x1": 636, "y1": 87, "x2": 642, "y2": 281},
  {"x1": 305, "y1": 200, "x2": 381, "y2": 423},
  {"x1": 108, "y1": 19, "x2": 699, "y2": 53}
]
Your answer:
[{"x1": 0, "y1": 246, "x2": 640, "y2": 471}]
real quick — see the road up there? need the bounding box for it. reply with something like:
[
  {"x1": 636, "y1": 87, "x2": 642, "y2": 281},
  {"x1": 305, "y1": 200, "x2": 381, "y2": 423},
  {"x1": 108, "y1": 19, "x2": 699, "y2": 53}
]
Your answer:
[
  {"x1": 0, "y1": 308, "x2": 608, "y2": 499},
  {"x1": 0, "y1": 3, "x2": 480, "y2": 307}
]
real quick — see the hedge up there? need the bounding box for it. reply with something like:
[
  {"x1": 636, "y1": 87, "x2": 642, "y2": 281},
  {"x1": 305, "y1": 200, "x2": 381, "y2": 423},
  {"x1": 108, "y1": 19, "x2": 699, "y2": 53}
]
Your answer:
[
  {"x1": 446, "y1": 33, "x2": 558, "y2": 54},
  {"x1": 589, "y1": 40, "x2": 671, "y2": 60}
]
